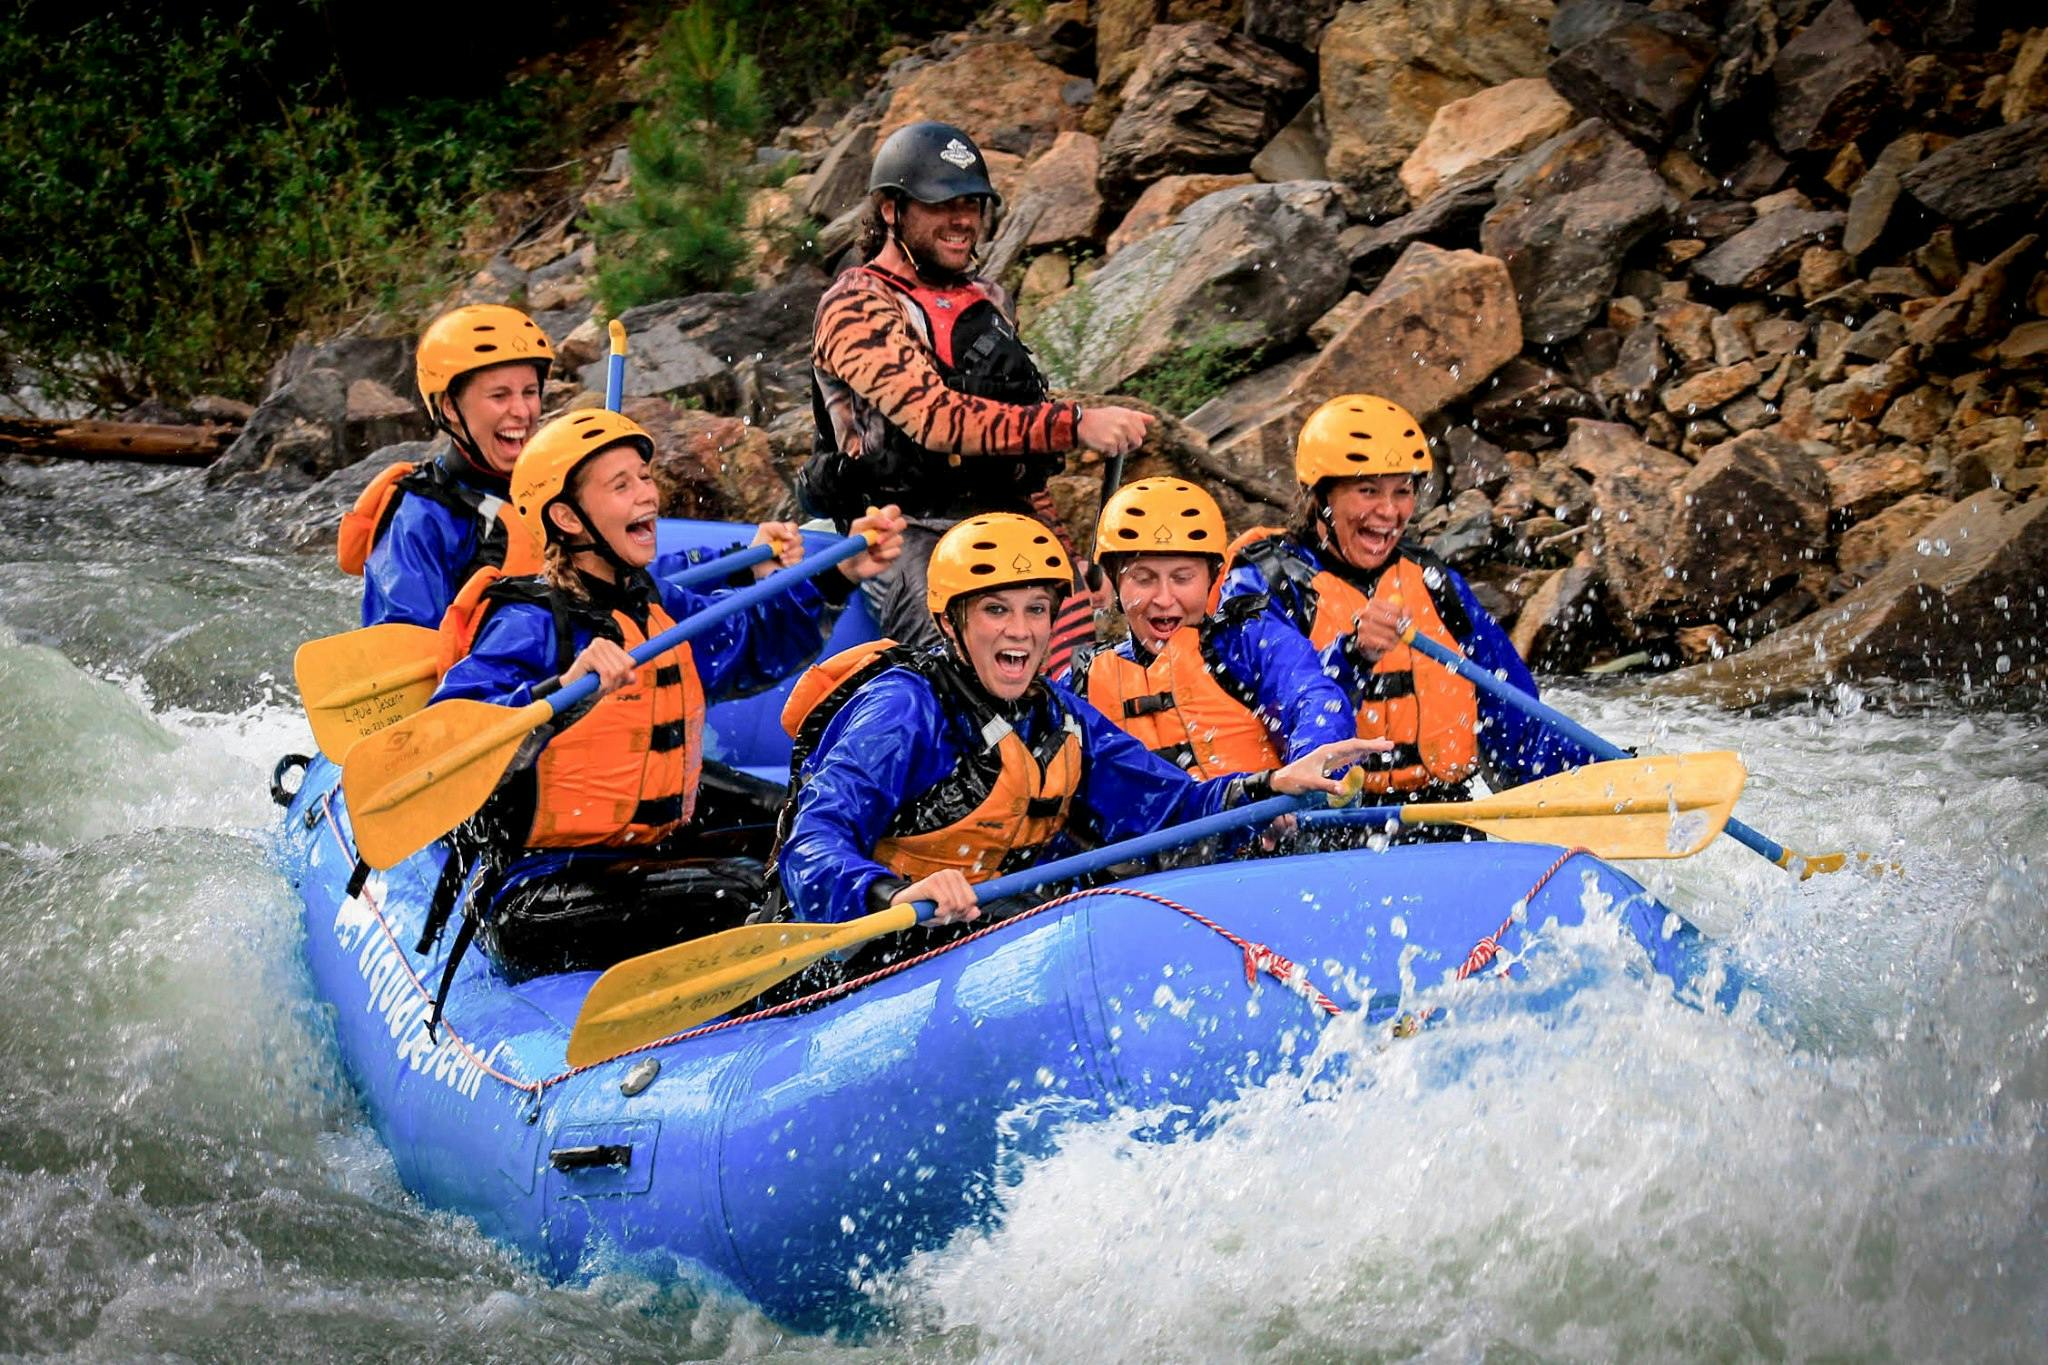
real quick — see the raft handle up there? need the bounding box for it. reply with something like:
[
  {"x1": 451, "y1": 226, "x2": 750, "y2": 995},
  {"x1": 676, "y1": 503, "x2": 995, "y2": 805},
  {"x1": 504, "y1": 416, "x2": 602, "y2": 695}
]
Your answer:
[
  {"x1": 271, "y1": 753, "x2": 312, "y2": 808},
  {"x1": 549, "y1": 1143, "x2": 631, "y2": 1172}
]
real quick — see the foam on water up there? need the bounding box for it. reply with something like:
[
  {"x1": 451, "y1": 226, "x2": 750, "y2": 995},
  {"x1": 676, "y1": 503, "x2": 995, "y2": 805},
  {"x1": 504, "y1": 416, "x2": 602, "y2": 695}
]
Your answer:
[{"x1": 888, "y1": 690, "x2": 2048, "y2": 1361}]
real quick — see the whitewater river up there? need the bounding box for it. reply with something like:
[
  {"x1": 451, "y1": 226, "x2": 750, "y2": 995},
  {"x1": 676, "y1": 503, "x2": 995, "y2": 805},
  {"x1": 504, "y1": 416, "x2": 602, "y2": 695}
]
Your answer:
[{"x1": 2, "y1": 460, "x2": 2042, "y2": 1361}]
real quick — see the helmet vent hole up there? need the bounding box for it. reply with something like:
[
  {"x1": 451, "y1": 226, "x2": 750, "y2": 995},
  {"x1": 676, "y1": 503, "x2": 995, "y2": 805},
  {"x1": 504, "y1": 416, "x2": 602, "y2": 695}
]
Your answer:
[
  {"x1": 474, "y1": 343, "x2": 499, "y2": 354},
  {"x1": 969, "y1": 564, "x2": 995, "y2": 576}
]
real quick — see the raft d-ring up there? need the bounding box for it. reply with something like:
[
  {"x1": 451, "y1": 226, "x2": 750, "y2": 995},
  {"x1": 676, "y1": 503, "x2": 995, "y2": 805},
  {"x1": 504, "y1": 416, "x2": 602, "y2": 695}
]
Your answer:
[{"x1": 271, "y1": 753, "x2": 312, "y2": 808}]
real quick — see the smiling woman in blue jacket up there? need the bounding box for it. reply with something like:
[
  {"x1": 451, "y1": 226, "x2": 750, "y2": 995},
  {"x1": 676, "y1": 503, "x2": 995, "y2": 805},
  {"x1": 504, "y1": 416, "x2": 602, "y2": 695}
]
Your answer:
[{"x1": 773, "y1": 512, "x2": 1378, "y2": 928}]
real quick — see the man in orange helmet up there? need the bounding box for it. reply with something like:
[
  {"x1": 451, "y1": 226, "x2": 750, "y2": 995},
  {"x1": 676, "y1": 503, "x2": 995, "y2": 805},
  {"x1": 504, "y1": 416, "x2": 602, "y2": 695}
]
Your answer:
[
  {"x1": 1222, "y1": 395, "x2": 1593, "y2": 805},
  {"x1": 337, "y1": 305, "x2": 555, "y2": 628}
]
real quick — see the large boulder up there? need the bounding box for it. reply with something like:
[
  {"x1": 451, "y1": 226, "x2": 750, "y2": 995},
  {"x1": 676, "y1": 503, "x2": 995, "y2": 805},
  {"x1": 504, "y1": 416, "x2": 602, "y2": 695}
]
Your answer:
[
  {"x1": 1563, "y1": 421, "x2": 1827, "y2": 629},
  {"x1": 1479, "y1": 119, "x2": 1676, "y2": 343},
  {"x1": 1319, "y1": 0, "x2": 1555, "y2": 214},
  {"x1": 207, "y1": 366, "x2": 433, "y2": 489},
  {"x1": 1769, "y1": 0, "x2": 1900, "y2": 154},
  {"x1": 1399, "y1": 78, "x2": 1575, "y2": 206},
  {"x1": 1842, "y1": 133, "x2": 1926, "y2": 259},
  {"x1": 1691, "y1": 208, "x2": 1845, "y2": 292},
  {"x1": 1560, "y1": 419, "x2": 1690, "y2": 628},
  {"x1": 582, "y1": 275, "x2": 826, "y2": 421},
  {"x1": 879, "y1": 41, "x2": 1080, "y2": 156},
  {"x1": 1342, "y1": 167, "x2": 1508, "y2": 290},
  {"x1": 801, "y1": 121, "x2": 879, "y2": 224},
  {"x1": 1098, "y1": 23, "x2": 1309, "y2": 190},
  {"x1": 1899, "y1": 115, "x2": 2048, "y2": 231},
  {"x1": 1662, "y1": 430, "x2": 1832, "y2": 621},
  {"x1": 1545, "y1": 2, "x2": 1718, "y2": 148},
  {"x1": 1028, "y1": 181, "x2": 1348, "y2": 394},
  {"x1": 629, "y1": 399, "x2": 791, "y2": 523},
  {"x1": 1287, "y1": 241, "x2": 1523, "y2": 419},
  {"x1": 1661, "y1": 492, "x2": 2048, "y2": 703},
  {"x1": 1510, "y1": 549, "x2": 1606, "y2": 670},
  {"x1": 981, "y1": 131, "x2": 1104, "y2": 281},
  {"x1": 1104, "y1": 173, "x2": 1255, "y2": 256}
]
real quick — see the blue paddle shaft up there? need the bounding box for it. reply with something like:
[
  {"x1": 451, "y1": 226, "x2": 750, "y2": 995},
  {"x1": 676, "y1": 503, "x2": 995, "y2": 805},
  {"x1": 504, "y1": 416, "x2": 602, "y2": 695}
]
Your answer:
[
  {"x1": 605, "y1": 353, "x2": 627, "y2": 412},
  {"x1": 909, "y1": 791, "x2": 1317, "y2": 926},
  {"x1": 662, "y1": 543, "x2": 775, "y2": 592},
  {"x1": 542, "y1": 534, "x2": 869, "y2": 720},
  {"x1": 1399, "y1": 629, "x2": 1790, "y2": 865},
  {"x1": 1297, "y1": 805, "x2": 1407, "y2": 831}
]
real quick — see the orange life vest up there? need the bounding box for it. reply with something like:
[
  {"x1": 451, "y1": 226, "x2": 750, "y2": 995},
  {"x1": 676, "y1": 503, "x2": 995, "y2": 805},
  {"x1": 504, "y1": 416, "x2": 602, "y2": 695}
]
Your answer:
[
  {"x1": 1225, "y1": 529, "x2": 1480, "y2": 795},
  {"x1": 445, "y1": 574, "x2": 706, "y2": 849},
  {"x1": 336, "y1": 451, "x2": 532, "y2": 578},
  {"x1": 778, "y1": 640, "x2": 1086, "y2": 884},
  {"x1": 1072, "y1": 611, "x2": 1280, "y2": 779}
]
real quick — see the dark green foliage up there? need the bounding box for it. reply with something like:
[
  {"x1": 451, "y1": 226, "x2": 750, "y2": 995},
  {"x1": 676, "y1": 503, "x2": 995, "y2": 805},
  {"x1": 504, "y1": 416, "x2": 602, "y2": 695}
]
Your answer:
[
  {"x1": 0, "y1": 7, "x2": 568, "y2": 407},
  {"x1": 690, "y1": 0, "x2": 981, "y2": 122},
  {"x1": 587, "y1": 9, "x2": 769, "y2": 309}
]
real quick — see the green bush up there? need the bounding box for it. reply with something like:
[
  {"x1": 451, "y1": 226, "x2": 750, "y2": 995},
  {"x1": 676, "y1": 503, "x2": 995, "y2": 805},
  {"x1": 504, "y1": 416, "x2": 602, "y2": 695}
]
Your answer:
[
  {"x1": 587, "y1": 9, "x2": 770, "y2": 310},
  {"x1": 0, "y1": 8, "x2": 566, "y2": 407}
]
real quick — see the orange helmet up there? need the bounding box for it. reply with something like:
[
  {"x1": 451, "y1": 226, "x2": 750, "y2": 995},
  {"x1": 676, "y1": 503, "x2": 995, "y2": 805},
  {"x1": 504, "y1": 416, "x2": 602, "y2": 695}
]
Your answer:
[
  {"x1": 508, "y1": 409, "x2": 655, "y2": 563},
  {"x1": 416, "y1": 305, "x2": 555, "y2": 419},
  {"x1": 1294, "y1": 394, "x2": 1431, "y2": 486},
  {"x1": 1095, "y1": 477, "x2": 1226, "y2": 562},
  {"x1": 926, "y1": 513, "x2": 1071, "y2": 615}
]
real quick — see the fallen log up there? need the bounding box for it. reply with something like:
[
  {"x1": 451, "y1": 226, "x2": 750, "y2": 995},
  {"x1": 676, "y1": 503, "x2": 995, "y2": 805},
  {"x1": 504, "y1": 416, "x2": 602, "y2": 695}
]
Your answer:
[{"x1": 0, "y1": 414, "x2": 239, "y2": 466}]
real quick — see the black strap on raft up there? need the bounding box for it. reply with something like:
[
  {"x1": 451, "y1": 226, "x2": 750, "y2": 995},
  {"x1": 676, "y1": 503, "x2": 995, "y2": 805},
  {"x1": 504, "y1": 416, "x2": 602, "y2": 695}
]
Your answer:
[
  {"x1": 415, "y1": 842, "x2": 477, "y2": 954},
  {"x1": 345, "y1": 858, "x2": 371, "y2": 900},
  {"x1": 428, "y1": 914, "x2": 481, "y2": 1042},
  {"x1": 424, "y1": 836, "x2": 511, "y2": 1039}
]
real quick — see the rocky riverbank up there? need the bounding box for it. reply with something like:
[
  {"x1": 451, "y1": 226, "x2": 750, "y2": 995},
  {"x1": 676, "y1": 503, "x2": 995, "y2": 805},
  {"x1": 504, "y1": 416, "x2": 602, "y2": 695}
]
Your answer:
[{"x1": 207, "y1": 0, "x2": 2047, "y2": 703}]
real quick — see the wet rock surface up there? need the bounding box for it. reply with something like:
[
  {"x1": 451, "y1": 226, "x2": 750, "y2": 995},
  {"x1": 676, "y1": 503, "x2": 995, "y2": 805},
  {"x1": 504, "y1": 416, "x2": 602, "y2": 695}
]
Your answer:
[{"x1": 216, "y1": 0, "x2": 2048, "y2": 700}]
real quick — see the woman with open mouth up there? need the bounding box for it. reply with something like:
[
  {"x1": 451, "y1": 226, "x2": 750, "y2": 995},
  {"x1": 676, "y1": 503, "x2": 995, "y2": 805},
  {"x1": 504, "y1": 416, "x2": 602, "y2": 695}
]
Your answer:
[
  {"x1": 770, "y1": 512, "x2": 1380, "y2": 937},
  {"x1": 1221, "y1": 394, "x2": 1592, "y2": 806},
  {"x1": 1067, "y1": 476, "x2": 1353, "y2": 779},
  {"x1": 420, "y1": 409, "x2": 905, "y2": 985},
  {"x1": 342, "y1": 304, "x2": 557, "y2": 630}
]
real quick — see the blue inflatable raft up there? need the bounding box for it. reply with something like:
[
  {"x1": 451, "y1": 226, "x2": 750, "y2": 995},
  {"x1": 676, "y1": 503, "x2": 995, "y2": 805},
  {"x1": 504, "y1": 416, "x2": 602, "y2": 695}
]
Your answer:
[{"x1": 274, "y1": 521, "x2": 1717, "y2": 1330}]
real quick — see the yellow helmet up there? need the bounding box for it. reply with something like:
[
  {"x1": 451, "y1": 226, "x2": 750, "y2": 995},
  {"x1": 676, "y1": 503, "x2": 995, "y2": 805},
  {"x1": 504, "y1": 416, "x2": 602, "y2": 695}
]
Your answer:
[
  {"x1": 926, "y1": 513, "x2": 1072, "y2": 615},
  {"x1": 1294, "y1": 394, "x2": 1431, "y2": 486},
  {"x1": 416, "y1": 305, "x2": 555, "y2": 419},
  {"x1": 1095, "y1": 477, "x2": 1226, "y2": 561},
  {"x1": 508, "y1": 409, "x2": 655, "y2": 563}
]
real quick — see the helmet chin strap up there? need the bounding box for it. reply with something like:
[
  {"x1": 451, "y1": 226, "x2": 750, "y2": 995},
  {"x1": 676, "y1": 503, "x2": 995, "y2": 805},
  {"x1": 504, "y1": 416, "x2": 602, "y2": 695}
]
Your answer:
[
  {"x1": 553, "y1": 499, "x2": 637, "y2": 581},
  {"x1": 439, "y1": 399, "x2": 510, "y2": 485}
]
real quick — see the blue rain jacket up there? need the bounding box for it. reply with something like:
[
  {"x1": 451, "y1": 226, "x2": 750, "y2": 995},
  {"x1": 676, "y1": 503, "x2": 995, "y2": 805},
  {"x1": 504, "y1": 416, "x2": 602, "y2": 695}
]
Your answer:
[
  {"x1": 778, "y1": 660, "x2": 1258, "y2": 924},
  {"x1": 1221, "y1": 535, "x2": 1595, "y2": 786}
]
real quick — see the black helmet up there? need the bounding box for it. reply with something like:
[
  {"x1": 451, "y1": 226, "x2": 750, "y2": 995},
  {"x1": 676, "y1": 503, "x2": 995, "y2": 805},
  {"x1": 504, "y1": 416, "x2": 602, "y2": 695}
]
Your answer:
[{"x1": 868, "y1": 120, "x2": 1000, "y2": 206}]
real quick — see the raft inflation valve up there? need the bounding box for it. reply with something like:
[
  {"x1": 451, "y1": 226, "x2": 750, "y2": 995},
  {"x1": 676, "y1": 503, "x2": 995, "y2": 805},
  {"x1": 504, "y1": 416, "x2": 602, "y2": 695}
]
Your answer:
[
  {"x1": 550, "y1": 1144, "x2": 632, "y2": 1172},
  {"x1": 620, "y1": 1059, "x2": 660, "y2": 1096}
]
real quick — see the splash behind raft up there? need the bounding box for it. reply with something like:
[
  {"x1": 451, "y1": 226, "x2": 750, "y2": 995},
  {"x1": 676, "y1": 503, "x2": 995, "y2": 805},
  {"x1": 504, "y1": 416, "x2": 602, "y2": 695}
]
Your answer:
[{"x1": 275, "y1": 521, "x2": 1716, "y2": 1330}]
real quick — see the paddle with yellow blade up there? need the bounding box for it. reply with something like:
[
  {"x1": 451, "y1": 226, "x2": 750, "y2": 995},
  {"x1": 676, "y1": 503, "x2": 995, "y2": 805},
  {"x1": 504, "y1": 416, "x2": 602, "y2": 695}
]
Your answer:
[
  {"x1": 564, "y1": 750, "x2": 1745, "y2": 1067},
  {"x1": 295, "y1": 542, "x2": 776, "y2": 761},
  {"x1": 1398, "y1": 626, "x2": 1893, "y2": 877},
  {"x1": 341, "y1": 529, "x2": 876, "y2": 869}
]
